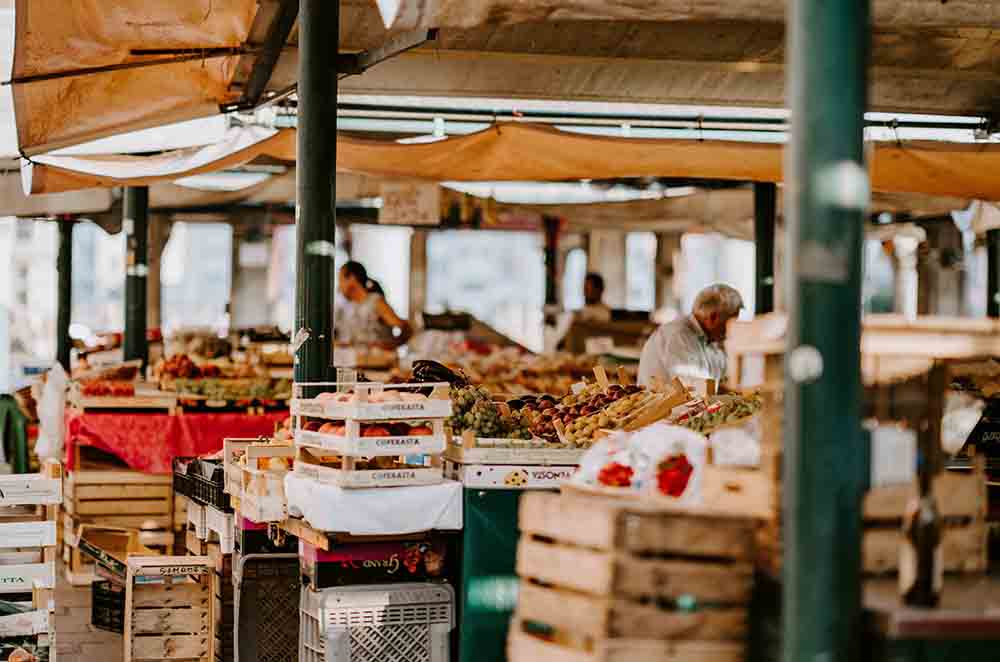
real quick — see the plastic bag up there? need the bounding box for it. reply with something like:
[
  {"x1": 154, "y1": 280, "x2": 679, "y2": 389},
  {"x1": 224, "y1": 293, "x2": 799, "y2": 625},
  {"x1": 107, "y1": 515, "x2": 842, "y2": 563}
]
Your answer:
[
  {"x1": 632, "y1": 423, "x2": 707, "y2": 504},
  {"x1": 709, "y1": 416, "x2": 762, "y2": 467},
  {"x1": 35, "y1": 364, "x2": 68, "y2": 461},
  {"x1": 572, "y1": 422, "x2": 708, "y2": 504},
  {"x1": 571, "y1": 431, "x2": 645, "y2": 490}
]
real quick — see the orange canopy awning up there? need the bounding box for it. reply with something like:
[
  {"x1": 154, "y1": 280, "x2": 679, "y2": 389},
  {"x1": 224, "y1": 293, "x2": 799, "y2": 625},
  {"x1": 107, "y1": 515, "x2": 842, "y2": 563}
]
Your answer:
[
  {"x1": 22, "y1": 122, "x2": 1000, "y2": 203},
  {"x1": 11, "y1": 0, "x2": 261, "y2": 156}
]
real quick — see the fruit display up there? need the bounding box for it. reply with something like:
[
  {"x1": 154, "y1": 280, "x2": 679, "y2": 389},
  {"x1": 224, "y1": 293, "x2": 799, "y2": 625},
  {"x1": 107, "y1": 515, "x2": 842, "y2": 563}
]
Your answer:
[
  {"x1": 513, "y1": 383, "x2": 646, "y2": 445},
  {"x1": 673, "y1": 394, "x2": 762, "y2": 434},
  {"x1": 315, "y1": 389, "x2": 429, "y2": 404},
  {"x1": 400, "y1": 349, "x2": 608, "y2": 396},
  {"x1": 156, "y1": 353, "x2": 292, "y2": 401},
  {"x1": 80, "y1": 380, "x2": 135, "y2": 397},
  {"x1": 301, "y1": 419, "x2": 435, "y2": 438},
  {"x1": 446, "y1": 386, "x2": 533, "y2": 440}
]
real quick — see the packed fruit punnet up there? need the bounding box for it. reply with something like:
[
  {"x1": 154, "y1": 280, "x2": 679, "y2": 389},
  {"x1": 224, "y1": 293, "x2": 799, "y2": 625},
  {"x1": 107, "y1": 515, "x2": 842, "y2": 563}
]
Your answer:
[
  {"x1": 301, "y1": 419, "x2": 435, "y2": 437},
  {"x1": 80, "y1": 380, "x2": 135, "y2": 397}
]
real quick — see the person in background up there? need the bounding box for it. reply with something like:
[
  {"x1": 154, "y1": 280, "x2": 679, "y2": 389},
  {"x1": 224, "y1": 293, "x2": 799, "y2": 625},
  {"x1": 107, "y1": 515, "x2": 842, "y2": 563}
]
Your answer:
[
  {"x1": 578, "y1": 272, "x2": 612, "y2": 323},
  {"x1": 335, "y1": 261, "x2": 412, "y2": 347},
  {"x1": 638, "y1": 283, "x2": 744, "y2": 386}
]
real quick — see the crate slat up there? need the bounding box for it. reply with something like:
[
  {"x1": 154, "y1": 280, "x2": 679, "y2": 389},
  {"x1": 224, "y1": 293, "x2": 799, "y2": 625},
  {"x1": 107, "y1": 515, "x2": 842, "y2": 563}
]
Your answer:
[
  {"x1": 516, "y1": 537, "x2": 752, "y2": 603},
  {"x1": 516, "y1": 581, "x2": 747, "y2": 641},
  {"x1": 130, "y1": 581, "x2": 209, "y2": 609},
  {"x1": 131, "y1": 607, "x2": 210, "y2": 635},
  {"x1": 0, "y1": 521, "x2": 57, "y2": 549},
  {"x1": 75, "y1": 484, "x2": 173, "y2": 501},
  {"x1": 75, "y1": 498, "x2": 173, "y2": 516},
  {"x1": 519, "y1": 492, "x2": 756, "y2": 561},
  {"x1": 508, "y1": 626, "x2": 744, "y2": 662},
  {"x1": 130, "y1": 633, "x2": 210, "y2": 660},
  {"x1": 863, "y1": 473, "x2": 984, "y2": 521}
]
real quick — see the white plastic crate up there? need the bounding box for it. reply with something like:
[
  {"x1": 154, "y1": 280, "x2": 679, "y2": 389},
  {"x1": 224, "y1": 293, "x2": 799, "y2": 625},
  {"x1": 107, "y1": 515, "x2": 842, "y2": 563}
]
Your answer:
[
  {"x1": 300, "y1": 583, "x2": 454, "y2": 662},
  {"x1": 291, "y1": 382, "x2": 452, "y2": 421},
  {"x1": 296, "y1": 419, "x2": 447, "y2": 457}
]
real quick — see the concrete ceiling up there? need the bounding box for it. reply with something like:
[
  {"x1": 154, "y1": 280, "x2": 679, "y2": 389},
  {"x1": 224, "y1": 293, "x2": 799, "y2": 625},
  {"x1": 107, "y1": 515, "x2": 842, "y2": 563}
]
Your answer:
[{"x1": 272, "y1": 1, "x2": 1000, "y2": 116}]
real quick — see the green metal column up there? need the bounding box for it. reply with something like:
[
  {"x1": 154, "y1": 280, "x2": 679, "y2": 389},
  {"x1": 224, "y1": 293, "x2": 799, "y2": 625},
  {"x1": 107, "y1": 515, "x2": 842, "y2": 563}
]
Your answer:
[
  {"x1": 123, "y1": 186, "x2": 149, "y2": 366},
  {"x1": 56, "y1": 218, "x2": 74, "y2": 371},
  {"x1": 754, "y1": 183, "x2": 776, "y2": 315},
  {"x1": 784, "y1": 0, "x2": 870, "y2": 661},
  {"x1": 294, "y1": 0, "x2": 337, "y2": 383}
]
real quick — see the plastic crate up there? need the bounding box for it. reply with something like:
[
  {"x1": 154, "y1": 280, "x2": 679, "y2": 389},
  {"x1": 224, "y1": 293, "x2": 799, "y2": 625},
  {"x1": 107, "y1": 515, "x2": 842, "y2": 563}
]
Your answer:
[
  {"x1": 234, "y1": 553, "x2": 300, "y2": 662},
  {"x1": 173, "y1": 456, "x2": 195, "y2": 499},
  {"x1": 191, "y1": 459, "x2": 231, "y2": 511},
  {"x1": 91, "y1": 580, "x2": 125, "y2": 634},
  {"x1": 299, "y1": 583, "x2": 454, "y2": 662}
]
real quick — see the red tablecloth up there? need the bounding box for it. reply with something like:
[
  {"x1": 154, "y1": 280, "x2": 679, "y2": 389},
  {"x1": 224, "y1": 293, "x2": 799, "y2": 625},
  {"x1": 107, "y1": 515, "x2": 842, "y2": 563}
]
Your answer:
[{"x1": 65, "y1": 409, "x2": 287, "y2": 474}]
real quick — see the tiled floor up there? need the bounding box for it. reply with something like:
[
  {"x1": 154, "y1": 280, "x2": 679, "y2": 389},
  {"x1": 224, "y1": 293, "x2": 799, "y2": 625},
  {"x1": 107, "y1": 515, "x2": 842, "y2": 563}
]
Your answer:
[{"x1": 53, "y1": 563, "x2": 122, "y2": 662}]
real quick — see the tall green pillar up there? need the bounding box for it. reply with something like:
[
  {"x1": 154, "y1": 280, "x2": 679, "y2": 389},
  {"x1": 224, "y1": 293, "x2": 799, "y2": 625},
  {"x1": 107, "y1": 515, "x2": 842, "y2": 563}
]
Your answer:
[
  {"x1": 294, "y1": 0, "x2": 337, "y2": 383},
  {"x1": 56, "y1": 219, "x2": 74, "y2": 371},
  {"x1": 784, "y1": 0, "x2": 870, "y2": 661},
  {"x1": 754, "y1": 183, "x2": 776, "y2": 315},
  {"x1": 123, "y1": 186, "x2": 149, "y2": 366}
]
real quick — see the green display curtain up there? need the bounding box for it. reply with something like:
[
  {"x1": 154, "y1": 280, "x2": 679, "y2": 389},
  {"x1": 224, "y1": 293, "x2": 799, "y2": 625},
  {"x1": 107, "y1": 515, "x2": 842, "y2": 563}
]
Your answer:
[{"x1": 0, "y1": 396, "x2": 29, "y2": 473}]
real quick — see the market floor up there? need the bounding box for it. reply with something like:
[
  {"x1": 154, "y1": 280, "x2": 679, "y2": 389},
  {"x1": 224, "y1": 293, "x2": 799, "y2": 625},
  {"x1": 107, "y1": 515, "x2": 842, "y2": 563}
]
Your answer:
[{"x1": 53, "y1": 561, "x2": 122, "y2": 662}]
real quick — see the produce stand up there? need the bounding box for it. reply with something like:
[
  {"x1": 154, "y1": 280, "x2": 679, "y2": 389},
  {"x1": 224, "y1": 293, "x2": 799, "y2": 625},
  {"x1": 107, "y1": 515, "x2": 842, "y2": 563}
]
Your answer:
[{"x1": 64, "y1": 409, "x2": 286, "y2": 474}]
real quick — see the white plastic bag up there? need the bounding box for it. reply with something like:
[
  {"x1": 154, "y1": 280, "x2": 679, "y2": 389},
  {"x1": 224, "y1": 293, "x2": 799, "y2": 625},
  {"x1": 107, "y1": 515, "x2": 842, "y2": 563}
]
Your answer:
[
  {"x1": 35, "y1": 364, "x2": 68, "y2": 461},
  {"x1": 633, "y1": 423, "x2": 707, "y2": 505},
  {"x1": 709, "y1": 417, "x2": 762, "y2": 468}
]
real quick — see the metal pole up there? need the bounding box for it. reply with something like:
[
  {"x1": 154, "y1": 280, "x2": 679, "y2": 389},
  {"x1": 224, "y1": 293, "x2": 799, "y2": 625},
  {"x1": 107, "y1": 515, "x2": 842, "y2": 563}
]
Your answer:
[
  {"x1": 784, "y1": 0, "x2": 869, "y2": 660},
  {"x1": 295, "y1": 0, "x2": 337, "y2": 382},
  {"x1": 542, "y1": 216, "x2": 560, "y2": 307},
  {"x1": 753, "y1": 182, "x2": 776, "y2": 314},
  {"x1": 123, "y1": 186, "x2": 149, "y2": 366},
  {"x1": 55, "y1": 218, "x2": 74, "y2": 371},
  {"x1": 987, "y1": 228, "x2": 1000, "y2": 318}
]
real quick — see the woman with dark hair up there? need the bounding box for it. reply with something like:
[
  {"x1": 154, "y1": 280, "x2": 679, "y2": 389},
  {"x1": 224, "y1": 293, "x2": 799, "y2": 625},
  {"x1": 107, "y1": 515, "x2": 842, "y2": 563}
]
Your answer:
[{"x1": 335, "y1": 261, "x2": 412, "y2": 347}]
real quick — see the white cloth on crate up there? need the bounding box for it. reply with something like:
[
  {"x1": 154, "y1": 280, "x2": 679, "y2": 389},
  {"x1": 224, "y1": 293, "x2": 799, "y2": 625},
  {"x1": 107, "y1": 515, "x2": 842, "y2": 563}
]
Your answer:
[
  {"x1": 284, "y1": 473, "x2": 463, "y2": 535},
  {"x1": 638, "y1": 315, "x2": 727, "y2": 386}
]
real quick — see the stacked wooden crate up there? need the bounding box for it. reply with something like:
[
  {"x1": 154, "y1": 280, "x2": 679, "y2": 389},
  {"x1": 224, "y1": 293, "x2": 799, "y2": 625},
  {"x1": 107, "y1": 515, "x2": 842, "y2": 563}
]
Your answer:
[
  {"x1": 62, "y1": 462, "x2": 174, "y2": 584},
  {"x1": 0, "y1": 462, "x2": 63, "y2": 660},
  {"x1": 724, "y1": 313, "x2": 992, "y2": 577},
  {"x1": 123, "y1": 556, "x2": 212, "y2": 662},
  {"x1": 509, "y1": 491, "x2": 755, "y2": 662},
  {"x1": 183, "y1": 502, "x2": 233, "y2": 662}
]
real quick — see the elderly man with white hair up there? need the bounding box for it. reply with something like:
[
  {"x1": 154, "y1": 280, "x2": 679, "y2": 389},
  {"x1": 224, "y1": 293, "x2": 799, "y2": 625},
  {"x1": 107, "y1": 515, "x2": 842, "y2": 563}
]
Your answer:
[{"x1": 638, "y1": 284, "x2": 745, "y2": 387}]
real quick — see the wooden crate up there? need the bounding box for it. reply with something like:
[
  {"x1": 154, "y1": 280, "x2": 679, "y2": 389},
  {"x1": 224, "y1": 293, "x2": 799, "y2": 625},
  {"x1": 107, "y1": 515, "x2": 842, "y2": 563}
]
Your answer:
[
  {"x1": 509, "y1": 491, "x2": 754, "y2": 662},
  {"x1": 68, "y1": 381, "x2": 178, "y2": 413},
  {"x1": 0, "y1": 468, "x2": 62, "y2": 598},
  {"x1": 125, "y1": 556, "x2": 212, "y2": 662},
  {"x1": 64, "y1": 467, "x2": 174, "y2": 530},
  {"x1": 726, "y1": 313, "x2": 1000, "y2": 389},
  {"x1": 238, "y1": 444, "x2": 294, "y2": 523}
]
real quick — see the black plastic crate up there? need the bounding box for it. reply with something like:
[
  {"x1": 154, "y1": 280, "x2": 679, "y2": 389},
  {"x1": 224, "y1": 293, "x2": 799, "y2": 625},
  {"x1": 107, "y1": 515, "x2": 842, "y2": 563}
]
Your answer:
[
  {"x1": 92, "y1": 580, "x2": 125, "y2": 634},
  {"x1": 173, "y1": 456, "x2": 196, "y2": 499},
  {"x1": 189, "y1": 458, "x2": 231, "y2": 511}
]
